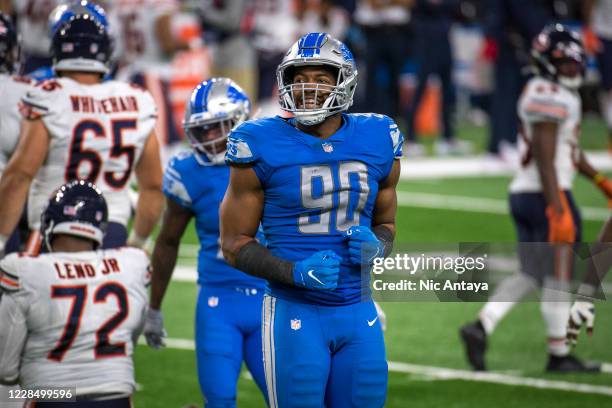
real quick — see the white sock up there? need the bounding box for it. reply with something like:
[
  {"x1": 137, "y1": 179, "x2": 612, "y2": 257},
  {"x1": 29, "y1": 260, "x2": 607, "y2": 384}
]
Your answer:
[
  {"x1": 541, "y1": 277, "x2": 571, "y2": 356},
  {"x1": 479, "y1": 273, "x2": 538, "y2": 335}
]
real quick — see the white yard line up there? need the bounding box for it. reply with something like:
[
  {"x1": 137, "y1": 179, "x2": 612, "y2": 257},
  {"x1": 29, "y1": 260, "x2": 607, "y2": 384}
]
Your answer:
[
  {"x1": 396, "y1": 191, "x2": 610, "y2": 222},
  {"x1": 138, "y1": 338, "x2": 612, "y2": 397},
  {"x1": 399, "y1": 152, "x2": 611, "y2": 180}
]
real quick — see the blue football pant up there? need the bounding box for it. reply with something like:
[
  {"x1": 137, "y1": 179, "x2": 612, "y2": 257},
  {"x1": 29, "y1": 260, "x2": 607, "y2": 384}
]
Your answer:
[
  {"x1": 196, "y1": 285, "x2": 267, "y2": 407},
  {"x1": 262, "y1": 296, "x2": 388, "y2": 408}
]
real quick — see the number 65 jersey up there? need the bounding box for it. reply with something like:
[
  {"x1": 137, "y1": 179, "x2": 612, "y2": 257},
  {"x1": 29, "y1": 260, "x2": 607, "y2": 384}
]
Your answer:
[
  {"x1": 21, "y1": 77, "x2": 158, "y2": 229},
  {"x1": 0, "y1": 248, "x2": 150, "y2": 395}
]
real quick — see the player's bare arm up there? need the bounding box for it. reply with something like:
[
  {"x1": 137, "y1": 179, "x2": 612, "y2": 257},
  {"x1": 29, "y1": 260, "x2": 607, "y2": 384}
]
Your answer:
[
  {"x1": 0, "y1": 119, "x2": 49, "y2": 238},
  {"x1": 531, "y1": 121, "x2": 562, "y2": 212},
  {"x1": 372, "y1": 159, "x2": 401, "y2": 238},
  {"x1": 149, "y1": 197, "x2": 193, "y2": 310},
  {"x1": 220, "y1": 165, "x2": 265, "y2": 267},
  {"x1": 131, "y1": 132, "x2": 164, "y2": 245}
]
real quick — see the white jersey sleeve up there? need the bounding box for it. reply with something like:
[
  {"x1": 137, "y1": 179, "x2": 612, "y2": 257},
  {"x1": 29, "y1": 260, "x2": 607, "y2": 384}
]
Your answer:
[
  {"x1": 0, "y1": 75, "x2": 35, "y2": 177},
  {"x1": 510, "y1": 77, "x2": 581, "y2": 193},
  {"x1": 0, "y1": 254, "x2": 29, "y2": 384},
  {"x1": 22, "y1": 78, "x2": 158, "y2": 229},
  {"x1": 1, "y1": 248, "x2": 149, "y2": 396}
]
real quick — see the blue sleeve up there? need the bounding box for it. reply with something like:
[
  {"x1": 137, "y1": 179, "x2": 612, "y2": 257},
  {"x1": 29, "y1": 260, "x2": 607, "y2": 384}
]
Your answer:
[
  {"x1": 225, "y1": 122, "x2": 270, "y2": 183},
  {"x1": 162, "y1": 157, "x2": 193, "y2": 210},
  {"x1": 386, "y1": 116, "x2": 404, "y2": 159}
]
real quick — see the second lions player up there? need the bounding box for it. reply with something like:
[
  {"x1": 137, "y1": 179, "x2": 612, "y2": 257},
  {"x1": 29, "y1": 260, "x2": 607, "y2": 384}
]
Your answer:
[
  {"x1": 221, "y1": 33, "x2": 402, "y2": 407},
  {"x1": 144, "y1": 78, "x2": 268, "y2": 406},
  {"x1": 0, "y1": 13, "x2": 163, "y2": 254},
  {"x1": 0, "y1": 181, "x2": 150, "y2": 406}
]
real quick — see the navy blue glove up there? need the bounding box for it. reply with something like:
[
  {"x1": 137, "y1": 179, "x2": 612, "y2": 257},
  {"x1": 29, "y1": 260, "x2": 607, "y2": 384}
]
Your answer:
[
  {"x1": 344, "y1": 226, "x2": 384, "y2": 266},
  {"x1": 293, "y1": 250, "x2": 341, "y2": 290}
]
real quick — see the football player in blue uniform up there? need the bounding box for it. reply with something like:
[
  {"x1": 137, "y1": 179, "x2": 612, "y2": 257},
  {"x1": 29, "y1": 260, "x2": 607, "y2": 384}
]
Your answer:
[
  {"x1": 143, "y1": 78, "x2": 268, "y2": 407},
  {"x1": 220, "y1": 32, "x2": 402, "y2": 407}
]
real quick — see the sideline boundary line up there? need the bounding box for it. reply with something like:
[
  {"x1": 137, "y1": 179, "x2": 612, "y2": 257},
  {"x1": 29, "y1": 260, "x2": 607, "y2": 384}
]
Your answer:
[{"x1": 138, "y1": 338, "x2": 612, "y2": 397}]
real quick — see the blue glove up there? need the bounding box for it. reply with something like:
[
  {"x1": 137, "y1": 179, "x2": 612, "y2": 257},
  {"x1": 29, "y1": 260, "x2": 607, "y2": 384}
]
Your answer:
[
  {"x1": 293, "y1": 250, "x2": 342, "y2": 290},
  {"x1": 344, "y1": 226, "x2": 384, "y2": 266}
]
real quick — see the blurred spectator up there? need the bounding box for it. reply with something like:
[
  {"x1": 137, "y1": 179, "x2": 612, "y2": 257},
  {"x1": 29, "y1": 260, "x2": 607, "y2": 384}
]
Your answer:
[
  {"x1": 111, "y1": 0, "x2": 192, "y2": 166},
  {"x1": 584, "y1": 0, "x2": 612, "y2": 150},
  {"x1": 295, "y1": 0, "x2": 350, "y2": 40},
  {"x1": 251, "y1": 0, "x2": 300, "y2": 116},
  {"x1": 407, "y1": 0, "x2": 467, "y2": 155},
  {"x1": 193, "y1": 0, "x2": 257, "y2": 101},
  {"x1": 483, "y1": 0, "x2": 549, "y2": 157},
  {"x1": 355, "y1": 0, "x2": 413, "y2": 119},
  {"x1": 0, "y1": 0, "x2": 60, "y2": 78}
]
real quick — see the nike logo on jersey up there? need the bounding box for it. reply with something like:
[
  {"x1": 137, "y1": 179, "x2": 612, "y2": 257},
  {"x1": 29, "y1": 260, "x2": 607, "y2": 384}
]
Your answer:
[
  {"x1": 307, "y1": 270, "x2": 324, "y2": 286},
  {"x1": 368, "y1": 317, "x2": 379, "y2": 327}
]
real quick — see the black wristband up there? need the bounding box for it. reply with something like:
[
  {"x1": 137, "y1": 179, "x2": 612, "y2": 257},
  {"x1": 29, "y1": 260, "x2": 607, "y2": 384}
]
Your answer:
[
  {"x1": 372, "y1": 225, "x2": 394, "y2": 257},
  {"x1": 235, "y1": 241, "x2": 295, "y2": 285}
]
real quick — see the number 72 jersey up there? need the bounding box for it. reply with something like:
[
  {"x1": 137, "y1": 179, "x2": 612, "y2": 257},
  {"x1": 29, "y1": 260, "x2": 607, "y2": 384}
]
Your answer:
[
  {"x1": 21, "y1": 77, "x2": 158, "y2": 229},
  {"x1": 0, "y1": 248, "x2": 149, "y2": 394}
]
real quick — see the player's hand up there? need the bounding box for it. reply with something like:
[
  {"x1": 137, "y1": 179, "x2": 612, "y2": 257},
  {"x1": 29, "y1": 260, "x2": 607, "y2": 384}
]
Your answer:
[
  {"x1": 567, "y1": 300, "x2": 595, "y2": 346},
  {"x1": 144, "y1": 308, "x2": 167, "y2": 350},
  {"x1": 545, "y1": 194, "x2": 575, "y2": 243},
  {"x1": 344, "y1": 226, "x2": 385, "y2": 266},
  {"x1": 293, "y1": 250, "x2": 341, "y2": 290},
  {"x1": 594, "y1": 176, "x2": 612, "y2": 207}
]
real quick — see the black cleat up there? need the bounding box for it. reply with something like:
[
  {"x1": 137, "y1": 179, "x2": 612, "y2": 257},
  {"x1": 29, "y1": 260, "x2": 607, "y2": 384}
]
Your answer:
[
  {"x1": 460, "y1": 320, "x2": 487, "y2": 371},
  {"x1": 546, "y1": 354, "x2": 601, "y2": 373}
]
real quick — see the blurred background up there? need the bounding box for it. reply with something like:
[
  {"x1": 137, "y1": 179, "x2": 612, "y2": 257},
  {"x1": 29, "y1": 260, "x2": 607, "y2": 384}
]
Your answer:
[
  {"x1": 3, "y1": 0, "x2": 611, "y2": 163},
  {"x1": 2, "y1": 1, "x2": 611, "y2": 407}
]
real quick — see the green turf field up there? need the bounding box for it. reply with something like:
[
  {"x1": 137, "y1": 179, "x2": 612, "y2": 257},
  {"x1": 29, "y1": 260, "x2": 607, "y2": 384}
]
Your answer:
[{"x1": 133, "y1": 123, "x2": 612, "y2": 407}]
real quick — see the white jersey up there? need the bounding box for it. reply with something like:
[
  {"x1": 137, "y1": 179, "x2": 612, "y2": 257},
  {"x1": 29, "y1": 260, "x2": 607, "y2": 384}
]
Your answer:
[
  {"x1": 110, "y1": 0, "x2": 178, "y2": 78},
  {"x1": 0, "y1": 74, "x2": 36, "y2": 177},
  {"x1": 0, "y1": 248, "x2": 150, "y2": 395},
  {"x1": 12, "y1": 0, "x2": 60, "y2": 57},
  {"x1": 21, "y1": 77, "x2": 157, "y2": 229},
  {"x1": 510, "y1": 77, "x2": 581, "y2": 193}
]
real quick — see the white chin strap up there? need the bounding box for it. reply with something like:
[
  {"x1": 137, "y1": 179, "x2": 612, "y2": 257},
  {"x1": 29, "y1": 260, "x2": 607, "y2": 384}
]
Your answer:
[{"x1": 559, "y1": 75, "x2": 582, "y2": 90}]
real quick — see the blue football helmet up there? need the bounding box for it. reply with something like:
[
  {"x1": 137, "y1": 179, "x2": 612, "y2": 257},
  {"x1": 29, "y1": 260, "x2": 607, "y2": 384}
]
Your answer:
[
  {"x1": 531, "y1": 24, "x2": 586, "y2": 90},
  {"x1": 183, "y1": 77, "x2": 251, "y2": 165},
  {"x1": 0, "y1": 12, "x2": 19, "y2": 74},
  {"x1": 41, "y1": 180, "x2": 108, "y2": 251},
  {"x1": 49, "y1": 1, "x2": 108, "y2": 37},
  {"x1": 51, "y1": 13, "x2": 111, "y2": 74},
  {"x1": 277, "y1": 32, "x2": 358, "y2": 126}
]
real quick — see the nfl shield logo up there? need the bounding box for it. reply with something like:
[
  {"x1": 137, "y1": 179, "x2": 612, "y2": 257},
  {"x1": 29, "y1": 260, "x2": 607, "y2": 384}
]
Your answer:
[
  {"x1": 290, "y1": 319, "x2": 301, "y2": 331},
  {"x1": 322, "y1": 143, "x2": 333, "y2": 153},
  {"x1": 208, "y1": 296, "x2": 219, "y2": 307}
]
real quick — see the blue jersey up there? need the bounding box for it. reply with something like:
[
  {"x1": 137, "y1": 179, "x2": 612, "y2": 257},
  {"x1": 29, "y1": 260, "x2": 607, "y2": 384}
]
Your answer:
[
  {"x1": 163, "y1": 151, "x2": 265, "y2": 288},
  {"x1": 226, "y1": 113, "x2": 403, "y2": 305}
]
